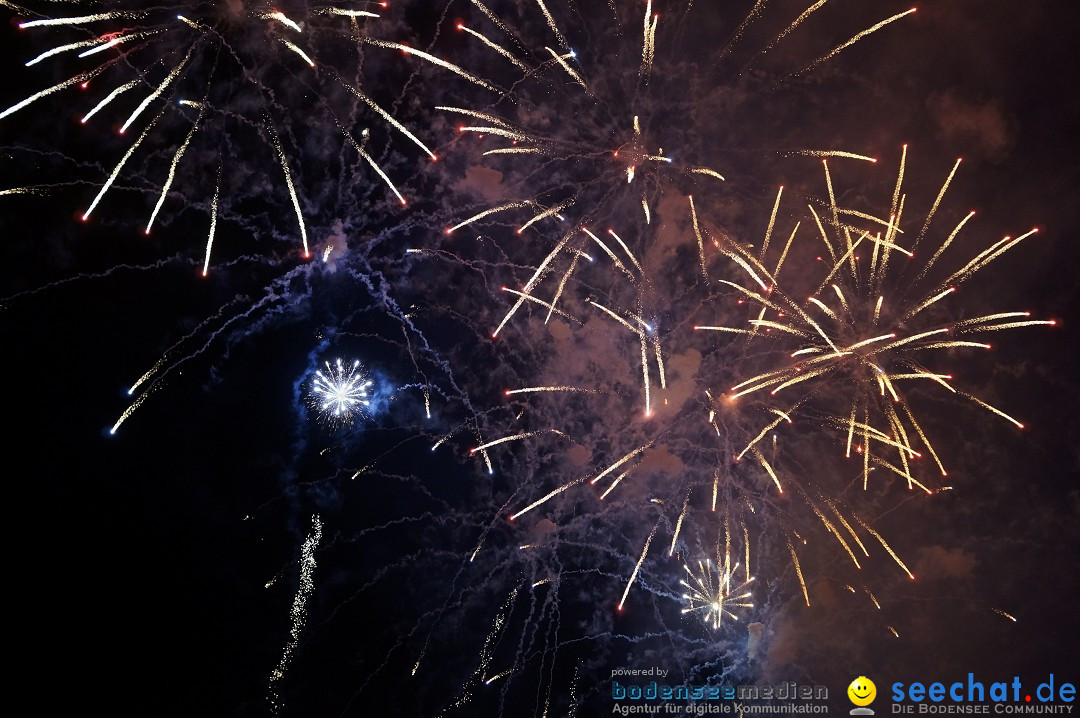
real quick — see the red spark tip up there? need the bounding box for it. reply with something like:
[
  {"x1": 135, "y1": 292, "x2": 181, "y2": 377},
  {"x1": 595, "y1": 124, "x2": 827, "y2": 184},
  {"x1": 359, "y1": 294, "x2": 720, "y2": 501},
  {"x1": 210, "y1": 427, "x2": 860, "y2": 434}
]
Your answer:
[
  {"x1": 444, "y1": 227, "x2": 453, "y2": 235},
  {"x1": 504, "y1": 390, "x2": 511, "y2": 396},
  {"x1": 616, "y1": 604, "x2": 624, "y2": 612},
  {"x1": 469, "y1": 448, "x2": 477, "y2": 455},
  {"x1": 457, "y1": 125, "x2": 465, "y2": 132},
  {"x1": 490, "y1": 331, "x2": 498, "y2": 339},
  {"x1": 1017, "y1": 423, "x2": 1025, "y2": 430},
  {"x1": 430, "y1": 154, "x2": 438, "y2": 162},
  {"x1": 144, "y1": 229, "x2": 151, "y2": 236},
  {"x1": 399, "y1": 198, "x2": 408, "y2": 206},
  {"x1": 201, "y1": 270, "x2": 208, "y2": 278},
  {"x1": 80, "y1": 83, "x2": 89, "y2": 89},
  {"x1": 507, "y1": 515, "x2": 515, "y2": 522},
  {"x1": 1049, "y1": 320, "x2": 1058, "y2": 326},
  {"x1": 118, "y1": 129, "x2": 125, "y2": 135},
  {"x1": 80, "y1": 119, "x2": 87, "y2": 124},
  {"x1": 456, "y1": 23, "x2": 464, "y2": 30},
  {"x1": 516, "y1": 228, "x2": 523, "y2": 235}
]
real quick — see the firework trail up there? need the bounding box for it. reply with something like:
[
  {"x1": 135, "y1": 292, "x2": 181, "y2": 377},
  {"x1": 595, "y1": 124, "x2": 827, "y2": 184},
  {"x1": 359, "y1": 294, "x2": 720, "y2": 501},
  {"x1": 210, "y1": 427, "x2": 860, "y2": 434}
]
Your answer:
[{"x1": 269, "y1": 514, "x2": 322, "y2": 715}]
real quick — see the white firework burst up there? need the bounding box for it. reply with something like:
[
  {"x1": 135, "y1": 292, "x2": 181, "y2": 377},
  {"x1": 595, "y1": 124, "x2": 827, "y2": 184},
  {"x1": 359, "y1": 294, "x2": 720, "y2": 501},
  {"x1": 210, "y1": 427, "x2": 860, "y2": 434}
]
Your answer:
[
  {"x1": 680, "y1": 557, "x2": 754, "y2": 629},
  {"x1": 309, "y1": 358, "x2": 373, "y2": 427}
]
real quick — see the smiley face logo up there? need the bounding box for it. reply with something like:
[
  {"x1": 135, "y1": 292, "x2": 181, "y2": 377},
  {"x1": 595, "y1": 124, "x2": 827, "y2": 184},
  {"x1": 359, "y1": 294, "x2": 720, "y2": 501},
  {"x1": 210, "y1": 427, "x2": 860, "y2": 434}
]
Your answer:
[{"x1": 847, "y1": 676, "x2": 877, "y2": 707}]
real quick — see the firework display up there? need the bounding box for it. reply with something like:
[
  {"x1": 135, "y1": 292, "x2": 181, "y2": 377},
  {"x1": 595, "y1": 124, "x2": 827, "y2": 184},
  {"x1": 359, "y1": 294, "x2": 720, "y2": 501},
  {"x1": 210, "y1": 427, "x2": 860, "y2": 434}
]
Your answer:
[
  {"x1": 308, "y1": 357, "x2": 373, "y2": 426},
  {"x1": 0, "y1": 1, "x2": 1074, "y2": 717},
  {"x1": 707, "y1": 149, "x2": 1053, "y2": 491},
  {"x1": 438, "y1": 0, "x2": 913, "y2": 232},
  {"x1": 3, "y1": 0, "x2": 430, "y2": 265}
]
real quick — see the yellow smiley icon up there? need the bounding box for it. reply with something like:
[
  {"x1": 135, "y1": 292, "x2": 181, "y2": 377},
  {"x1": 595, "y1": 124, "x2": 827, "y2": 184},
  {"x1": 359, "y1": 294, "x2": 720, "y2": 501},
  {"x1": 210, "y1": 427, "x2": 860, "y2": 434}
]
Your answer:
[{"x1": 848, "y1": 676, "x2": 877, "y2": 706}]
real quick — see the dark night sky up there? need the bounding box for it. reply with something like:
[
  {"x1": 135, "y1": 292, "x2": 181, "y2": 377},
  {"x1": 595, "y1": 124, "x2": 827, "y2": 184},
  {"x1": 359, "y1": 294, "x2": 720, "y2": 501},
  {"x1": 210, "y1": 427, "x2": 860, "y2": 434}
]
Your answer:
[{"x1": 2, "y1": 2, "x2": 1078, "y2": 716}]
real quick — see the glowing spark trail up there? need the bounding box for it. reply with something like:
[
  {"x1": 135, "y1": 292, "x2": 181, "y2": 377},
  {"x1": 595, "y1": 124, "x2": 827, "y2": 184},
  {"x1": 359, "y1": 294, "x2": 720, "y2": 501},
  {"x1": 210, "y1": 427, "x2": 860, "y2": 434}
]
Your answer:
[
  {"x1": 509, "y1": 477, "x2": 587, "y2": 522},
  {"x1": 280, "y1": 38, "x2": 316, "y2": 67},
  {"x1": 447, "y1": 202, "x2": 531, "y2": 234},
  {"x1": 81, "y1": 79, "x2": 140, "y2": 125},
  {"x1": 201, "y1": 169, "x2": 221, "y2": 276},
  {"x1": 269, "y1": 515, "x2": 322, "y2": 716},
  {"x1": 618, "y1": 523, "x2": 657, "y2": 611},
  {"x1": 19, "y1": 12, "x2": 140, "y2": 29},
  {"x1": 788, "y1": 542, "x2": 810, "y2": 606},
  {"x1": 83, "y1": 116, "x2": 159, "y2": 221},
  {"x1": 457, "y1": 22, "x2": 530, "y2": 72},
  {"x1": 364, "y1": 38, "x2": 498, "y2": 92},
  {"x1": 470, "y1": 429, "x2": 565, "y2": 455},
  {"x1": 799, "y1": 8, "x2": 918, "y2": 76},
  {"x1": 119, "y1": 51, "x2": 191, "y2": 134},
  {"x1": 271, "y1": 123, "x2": 310, "y2": 258},
  {"x1": 1, "y1": 67, "x2": 103, "y2": 121}
]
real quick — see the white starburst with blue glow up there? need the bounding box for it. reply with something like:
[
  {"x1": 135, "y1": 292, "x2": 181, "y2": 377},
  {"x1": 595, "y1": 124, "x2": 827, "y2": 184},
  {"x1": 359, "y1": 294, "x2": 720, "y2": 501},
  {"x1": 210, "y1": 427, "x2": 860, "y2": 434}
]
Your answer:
[{"x1": 309, "y1": 358, "x2": 372, "y2": 426}]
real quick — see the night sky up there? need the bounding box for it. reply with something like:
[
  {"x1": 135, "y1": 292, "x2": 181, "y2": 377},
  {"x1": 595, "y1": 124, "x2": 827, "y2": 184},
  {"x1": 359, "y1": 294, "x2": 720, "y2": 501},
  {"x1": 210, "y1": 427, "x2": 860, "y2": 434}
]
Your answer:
[{"x1": 2, "y1": 2, "x2": 1078, "y2": 716}]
